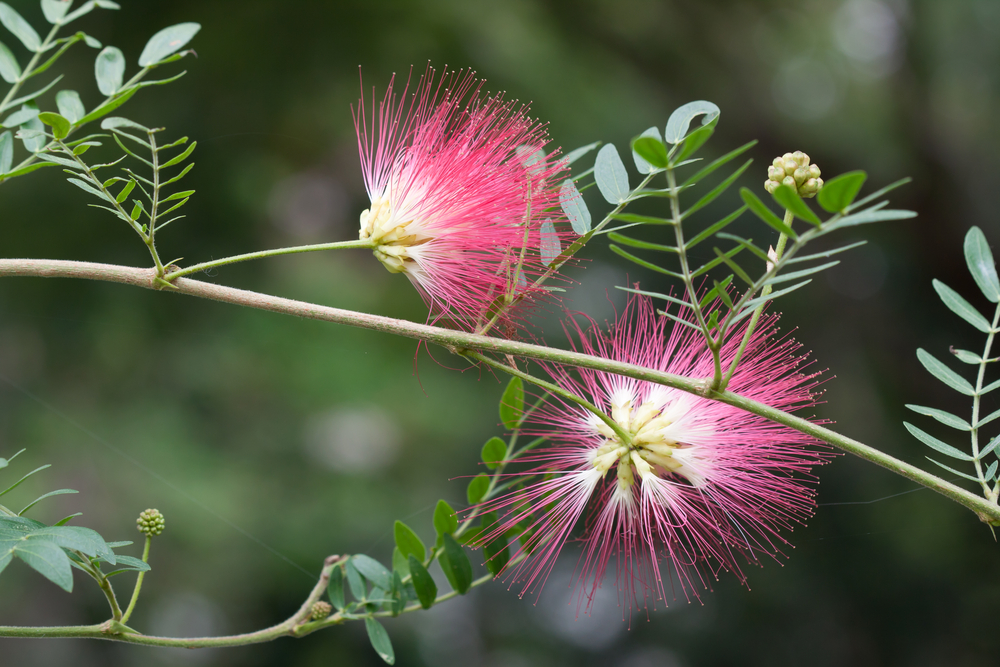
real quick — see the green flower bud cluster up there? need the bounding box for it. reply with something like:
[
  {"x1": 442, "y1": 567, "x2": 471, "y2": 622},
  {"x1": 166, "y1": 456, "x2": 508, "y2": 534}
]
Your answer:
[
  {"x1": 136, "y1": 508, "x2": 165, "y2": 537},
  {"x1": 764, "y1": 151, "x2": 823, "y2": 198},
  {"x1": 310, "y1": 601, "x2": 333, "y2": 620}
]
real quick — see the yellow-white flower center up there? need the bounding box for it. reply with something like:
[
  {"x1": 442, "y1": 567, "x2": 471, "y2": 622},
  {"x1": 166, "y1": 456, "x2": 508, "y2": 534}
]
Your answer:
[
  {"x1": 589, "y1": 391, "x2": 711, "y2": 492},
  {"x1": 359, "y1": 196, "x2": 429, "y2": 274}
]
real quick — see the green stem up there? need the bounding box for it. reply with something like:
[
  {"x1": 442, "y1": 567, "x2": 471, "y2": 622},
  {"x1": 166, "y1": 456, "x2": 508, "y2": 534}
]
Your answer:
[
  {"x1": 720, "y1": 212, "x2": 792, "y2": 390},
  {"x1": 96, "y1": 571, "x2": 123, "y2": 622},
  {"x1": 0, "y1": 257, "x2": 997, "y2": 523},
  {"x1": 120, "y1": 536, "x2": 151, "y2": 624},
  {"x1": 666, "y1": 163, "x2": 720, "y2": 385},
  {"x1": 970, "y1": 303, "x2": 1000, "y2": 502},
  {"x1": 166, "y1": 239, "x2": 377, "y2": 280},
  {"x1": 0, "y1": 555, "x2": 339, "y2": 646}
]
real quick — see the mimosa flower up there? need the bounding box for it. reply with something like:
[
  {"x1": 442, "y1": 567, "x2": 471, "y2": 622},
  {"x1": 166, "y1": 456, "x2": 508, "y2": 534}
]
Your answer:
[
  {"x1": 475, "y1": 295, "x2": 829, "y2": 614},
  {"x1": 354, "y1": 66, "x2": 570, "y2": 333}
]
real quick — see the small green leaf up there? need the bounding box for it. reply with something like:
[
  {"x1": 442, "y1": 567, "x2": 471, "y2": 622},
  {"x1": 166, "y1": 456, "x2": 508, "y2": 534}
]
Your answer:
[
  {"x1": 0, "y1": 3, "x2": 40, "y2": 51},
  {"x1": 62, "y1": 1, "x2": 121, "y2": 27},
  {"x1": 438, "y1": 533, "x2": 473, "y2": 594},
  {"x1": 0, "y1": 129, "x2": 10, "y2": 173},
  {"x1": 352, "y1": 555, "x2": 392, "y2": 591},
  {"x1": 739, "y1": 187, "x2": 796, "y2": 239},
  {"x1": 817, "y1": 170, "x2": 867, "y2": 213},
  {"x1": 904, "y1": 422, "x2": 973, "y2": 461},
  {"x1": 1, "y1": 106, "x2": 37, "y2": 127},
  {"x1": 916, "y1": 348, "x2": 975, "y2": 396},
  {"x1": 37, "y1": 111, "x2": 70, "y2": 139},
  {"x1": 18, "y1": 489, "x2": 77, "y2": 516},
  {"x1": 94, "y1": 46, "x2": 124, "y2": 96},
  {"x1": 981, "y1": 435, "x2": 1000, "y2": 458},
  {"x1": 391, "y1": 547, "x2": 409, "y2": 577},
  {"x1": 481, "y1": 437, "x2": 506, "y2": 470},
  {"x1": 161, "y1": 189, "x2": 194, "y2": 202},
  {"x1": 951, "y1": 348, "x2": 982, "y2": 364},
  {"x1": 664, "y1": 100, "x2": 720, "y2": 144},
  {"x1": 631, "y1": 127, "x2": 666, "y2": 173},
  {"x1": 594, "y1": 143, "x2": 630, "y2": 205},
  {"x1": 986, "y1": 460, "x2": 998, "y2": 482},
  {"x1": 407, "y1": 555, "x2": 437, "y2": 609},
  {"x1": 539, "y1": 218, "x2": 560, "y2": 267},
  {"x1": 364, "y1": 617, "x2": 395, "y2": 665},
  {"x1": 964, "y1": 226, "x2": 1000, "y2": 303},
  {"x1": 0, "y1": 39, "x2": 19, "y2": 83},
  {"x1": 827, "y1": 207, "x2": 916, "y2": 230},
  {"x1": 115, "y1": 178, "x2": 135, "y2": 203},
  {"x1": 562, "y1": 141, "x2": 599, "y2": 166},
  {"x1": 55, "y1": 90, "x2": 85, "y2": 123},
  {"x1": 41, "y1": 0, "x2": 72, "y2": 24},
  {"x1": 129, "y1": 200, "x2": 142, "y2": 221},
  {"x1": 559, "y1": 179, "x2": 590, "y2": 235},
  {"x1": 772, "y1": 183, "x2": 821, "y2": 226},
  {"x1": 926, "y1": 457, "x2": 980, "y2": 482},
  {"x1": 138, "y1": 23, "x2": 200, "y2": 67},
  {"x1": 161, "y1": 140, "x2": 196, "y2": 168},
  {"x1": 327, "y1": 564, "x2": 345, "y2": 609},
  {"x1": 500, "y1": 376, "x2": 524, "y2": 429},
  {"x1": 977, "y1": 408, "x2": 1000, "y2": 429},
  {"x1": 344, "y1": 559, "x2": 366, "y2": 600},
  {"x1": 433, "y1": 499, "x2": 458, "y2": 536},
  {"x1": 393, "y1": 520, "x2": 425, "y2": 562},
  {"x1": 675, "y1": 120, "x2": 715, "y2": 162},
  {"x1": 467, "y1": 474, "x2": 489, "y2": 505},
  {"x1": 905, "y1": 404, "x2": 972, "y2": 431},
  {"x1": 932, "y1": 279, "x2": 991, "y2": 332}
]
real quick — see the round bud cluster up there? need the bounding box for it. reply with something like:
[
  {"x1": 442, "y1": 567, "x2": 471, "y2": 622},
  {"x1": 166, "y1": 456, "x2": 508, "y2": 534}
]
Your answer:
[
  {"x1": 310, "y1": 601, "x2": 333, "y2": 621},
  {"x1": 136, "y1": 508, "x2": 165, "y2": 537},
  {"x1": 764, "y1": 151, "x2": 823, "y2": 198}
]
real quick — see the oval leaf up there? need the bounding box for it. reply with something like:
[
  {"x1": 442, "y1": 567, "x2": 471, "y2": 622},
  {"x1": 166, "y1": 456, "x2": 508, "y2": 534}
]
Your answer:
[
  {"x1": 481, "y1": 436, "x2": 506, "y2": 470},
  {"x1": 41, "y1": 0, "x2": 71, "y2": 24},
  {"x1": 0, "y1": 130, "x2": 11, "y2": 174},
  {"x1": 964, "y1": 226, "x2": 1000, "y2": 303},
  {"x1": 664, "y1": 100, "x2": 720, "y2": 144},
  {"x1": 55, "y1": 90, "x2": 85, "y2": 123},
  {"x1": 432, "y1": 499, "x2": 458, "y2": 536},
  {"x1": 138, "y1": 22, "x2": 200, "y2": 67},
  {"x1": 916, "y1": 348, "x2": 975, "y2": 396},
  {"x1": 407, "y1": 555, "x2": 437, "y2": 609},
  {"x1": 631, "y1": 126, "x2": 665, "y2": 174},
  {"x1": 771, "y1": 183, "x2": 821, "y2": 226},
  {"x1": 594, "y1": 143, "x2": 630, "y2": 204},
  {"x1": 37, "y1": 111, "x2": 70, "y2": 139},
  {"x1": 466, "y1": 473, "x2": 489, "y2": 505},
  {"x1": 364, "y1": 617, "x2": 395, "y2": 665},
  {"x1": 0, "y1": 39, "x2": 19, "y2": 83},
  {"x1": 439, "y1": 533, "x2": 472, "y2": 594},
  {"x1": 0, "y1": 3, "x2": 40, "y2": 52},
  {"x1": 94, "y1": 46, "x2": 124, "y2": 96},
  {"x1": 932, "y1": 279, "x2": 991, "y2": 333},
  {"x1": 499, "y1": 376, "x2": 524, "y2": 429},
  {"x1": 904, "y1": 422, "x2": 974, "y2": 461},
  {"x1": 327, "y1": 564, "x2": 345, "y2": 609},
  {"x1": 905, "y1": 404, "x2": 972, "y2": 431},
  {"x1": 539, "y1": 218, "x2": 560, "y2": 266},
  {"x1": 817, "y1": 170, "x2": 867, "y2": 213},
  {"x1": 559, "y1": 179, "x2": 590, "y2": 234},
  {"x1": 393, "y1": 520, "x2": 425, "y2": 562},
  {"x1": 351, "y1": 554, "x2": 391, "y2": 591}
]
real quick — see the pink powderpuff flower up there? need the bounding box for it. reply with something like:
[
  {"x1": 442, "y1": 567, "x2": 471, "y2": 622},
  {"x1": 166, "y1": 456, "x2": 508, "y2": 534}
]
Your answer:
[
  {"x1": 354, "y1": 66, "x2": 572, "y2": 333},
  {"x1": 474, "y1": 294, "x2": 830, "y2": 615}
]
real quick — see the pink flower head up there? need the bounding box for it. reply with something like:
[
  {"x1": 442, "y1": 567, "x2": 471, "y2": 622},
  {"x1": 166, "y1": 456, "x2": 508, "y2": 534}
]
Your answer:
[
  {"x1": 474, "y1": 294, "x2": 829, "y2": 614},
  {"x1": 354, "y1": 66, "x2": 571, "y2": 333}
]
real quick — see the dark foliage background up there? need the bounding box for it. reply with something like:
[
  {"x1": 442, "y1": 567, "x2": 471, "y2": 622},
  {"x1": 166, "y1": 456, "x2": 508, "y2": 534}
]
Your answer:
[{"x1": 1, "y1": 1, "x2": 998, "y2": 665}]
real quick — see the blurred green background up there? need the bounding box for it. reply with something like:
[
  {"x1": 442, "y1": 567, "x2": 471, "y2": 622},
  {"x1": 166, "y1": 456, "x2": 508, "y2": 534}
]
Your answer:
[{"x1": 1, "y1": 0, "x2": 999, "y2": 665}]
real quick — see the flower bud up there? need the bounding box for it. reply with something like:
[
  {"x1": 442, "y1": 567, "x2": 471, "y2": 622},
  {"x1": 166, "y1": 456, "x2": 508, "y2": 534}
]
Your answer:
[
  {"x1": 136, "y1": 508, "x2": 165, "y2": 537},
  {"x1": 763, "y1": 150, "x2": 824, "y2": 198},
  {"x1": 310, "y1": 601, "x2": 333, "y2": 620}
]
